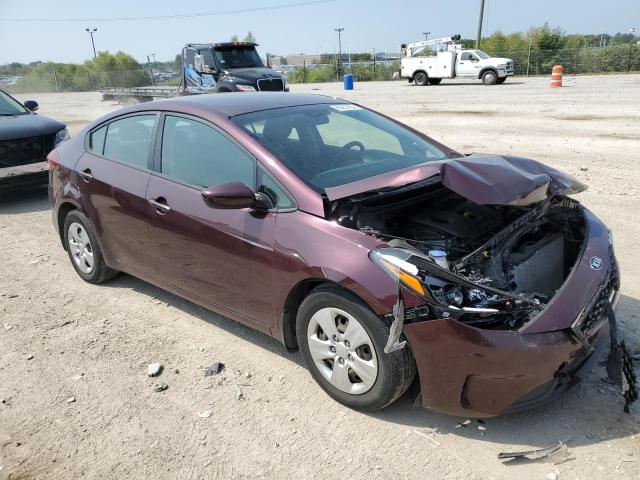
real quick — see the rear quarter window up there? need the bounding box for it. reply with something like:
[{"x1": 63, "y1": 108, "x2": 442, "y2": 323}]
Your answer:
[{"x1": 89, "y1": 125, "x2": 107, "y2": 154}]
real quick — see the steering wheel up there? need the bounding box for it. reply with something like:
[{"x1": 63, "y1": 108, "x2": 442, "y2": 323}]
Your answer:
[
  {"x1": 330, "y1": 140, "x2": 365, "y2": 168},
  {"x1": 341, "y1": 140, "x2": 365, "y2": 154}
]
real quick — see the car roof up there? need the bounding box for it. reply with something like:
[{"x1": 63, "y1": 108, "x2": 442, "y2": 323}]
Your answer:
[{"x1": 146, "y1": 92, "x2": 347, "y2": 118}]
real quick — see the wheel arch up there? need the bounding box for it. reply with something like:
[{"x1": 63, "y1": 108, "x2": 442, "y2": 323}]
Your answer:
[
  {"x1": 279, "y1": 278, "x2": 382, "y2": 351},
  {"x1": 411, "y1": 69, "x2": 428, "y2": 81},
  {"x1": 56, "y1": 200, "x2": 82, "y2": 248},
  {"x1": 478, "y1": 67, "x2": 498, "y2": 79}
]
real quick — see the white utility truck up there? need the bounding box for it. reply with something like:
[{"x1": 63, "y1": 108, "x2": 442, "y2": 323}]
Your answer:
[{"x1": 400, "y1": 35, "x2": 514, "y2": 86}]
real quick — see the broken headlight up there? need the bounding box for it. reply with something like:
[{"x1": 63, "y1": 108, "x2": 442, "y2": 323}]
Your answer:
[
  {"x1": 370, "y1": 248, "x2": 538, "y2": 329},
  {"x1": 370, "y1": 248, "x2": 426, "y2": 297}
]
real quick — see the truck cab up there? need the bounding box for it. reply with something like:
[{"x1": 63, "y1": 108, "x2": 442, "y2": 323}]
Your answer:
[
  {"x1": 400, "y1": 36, "x2": 514, "y2": 86},
  {"x1": 454, "y1": 49, "x2": 514, "y2": 84},
  {"x1": 182, "y1": 42, "x2": 289, "y2": 94}
]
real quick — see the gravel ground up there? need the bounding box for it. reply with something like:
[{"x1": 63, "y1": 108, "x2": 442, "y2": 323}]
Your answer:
[{"x1": 1, "y1": 74, "x2": 640, "y2": 479}]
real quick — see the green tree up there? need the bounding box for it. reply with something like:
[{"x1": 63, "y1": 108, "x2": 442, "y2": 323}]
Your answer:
[
  {"x1": 244, "y1": 31, "x2": 256, "y2": 43},
  {"x1": 230, "y1": 34, "x2": 239, "y2": 42}
]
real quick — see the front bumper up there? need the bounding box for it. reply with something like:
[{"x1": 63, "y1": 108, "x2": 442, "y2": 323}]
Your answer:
[
  {"x1": 0, "y1": 161, "x2": 48, "y2": 190},
  {"x1": 401, "y1": 208, "x2": 622, "y2": 417}
]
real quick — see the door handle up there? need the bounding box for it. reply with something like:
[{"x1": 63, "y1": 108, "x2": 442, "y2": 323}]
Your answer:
[
  {"x1": 79, "y1": 168, "x2": 93, "y2": 182},
  {"x1": 149, "y1": 198, "x2": 171, "y2": 214}
]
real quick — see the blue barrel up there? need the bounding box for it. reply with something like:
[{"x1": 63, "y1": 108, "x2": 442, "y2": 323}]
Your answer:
[{"x1": 343, "y1": 74, "x2": 354, "y2": 90}]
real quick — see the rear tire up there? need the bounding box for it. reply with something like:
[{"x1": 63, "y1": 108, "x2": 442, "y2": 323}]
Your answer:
[
  {"x1": 413, "y1": 72, "x2": 428, "y2": 86},
  {"x1": 63, "y1": 210, "x2": 118, "y2": 284},
  {"x1": 482, "y1": 70, "x2": 498, "y2": 85},
  {"x1": 428, "y1": 78, "x2": 442, "y2": 85},
  {"x1": 296, "y1": 286, "x2": 416, "y2": 411}
]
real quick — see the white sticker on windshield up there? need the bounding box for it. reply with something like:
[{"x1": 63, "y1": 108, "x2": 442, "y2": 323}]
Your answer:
[{"x1": 330, "y1": 104, "x2": 362, "y2": 112}]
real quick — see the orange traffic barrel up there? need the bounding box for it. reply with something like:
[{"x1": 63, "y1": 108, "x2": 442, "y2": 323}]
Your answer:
[{"x1": 550, "y1": 65, "x2": 563, "y2": 88}]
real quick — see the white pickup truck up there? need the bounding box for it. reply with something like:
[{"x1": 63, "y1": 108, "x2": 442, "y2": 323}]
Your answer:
[{"x1": 400, "y1": 36, "x2": 514, "y2": 86}]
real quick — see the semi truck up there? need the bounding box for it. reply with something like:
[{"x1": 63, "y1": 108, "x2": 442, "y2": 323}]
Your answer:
[
  {"x1": 101, "y1": 42, "x2": 288, "y2": 103},
  {"x1": 400, "y1": 35, "x2": 514, "y2": 86}
]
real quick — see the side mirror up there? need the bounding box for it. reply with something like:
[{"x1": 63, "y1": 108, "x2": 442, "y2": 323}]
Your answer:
[
  {"x1": 24, "y1": 100, "x2": 39, "y2": 111},
  {"x1": 201, "y1": 182, "x2": 274, "y2": 210}
]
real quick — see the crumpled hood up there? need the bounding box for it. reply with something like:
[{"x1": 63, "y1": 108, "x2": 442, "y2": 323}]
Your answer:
[
  {"x1": 441, "y1": 154, "x2": 586, "y2": 206},
  {"x1": 0, "y1": 113, "x2": 65, "y2": 141},
  {"x1": 324, "y1": 154, "x2": 586, "y2": 205}
]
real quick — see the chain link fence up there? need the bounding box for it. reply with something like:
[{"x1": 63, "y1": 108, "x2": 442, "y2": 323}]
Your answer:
[
  {"x1": 1, "y1": 45, "x2": 638, "y2": 93},
  {"x1": 0, "y1": 69, "x2": 179, "y2": 94},
  {"x1": 283, "y1": 45, "x2": 640, "y2": 83}
]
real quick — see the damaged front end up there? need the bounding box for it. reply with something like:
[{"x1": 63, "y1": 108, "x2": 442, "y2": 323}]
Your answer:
[
  {"x1": 333, "y1": 181, "x2": 586, "y2": 332},
  {"x1": 327, "y1": 154, "x2": 637, "y2": 415}
]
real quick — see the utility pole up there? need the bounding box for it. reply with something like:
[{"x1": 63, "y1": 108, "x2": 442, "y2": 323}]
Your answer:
[
  {"x1": 147, "y1": 55, "x2": 155, "y2": 85},
  {"x1": 526, "y1": 35, "x2": 532, "y2": 77},
  {"x1": 628, "y1": 27, "x2": 636, "y2": 72},
  {"x1": 85, "y1": 27, "x2": 98, "y2": 58},
  {"x1": 475, "y1": 0, "x2": 486, "y2": 49},
  {"x1": 335, "y1": 27, "x2": 344, "y2": 81},
  {"x1": 422, "y1": 32, "x2": 430, "y2": 41},
  {"x1": 370, "y1": 48, "x2": 376, "y2": 79}
]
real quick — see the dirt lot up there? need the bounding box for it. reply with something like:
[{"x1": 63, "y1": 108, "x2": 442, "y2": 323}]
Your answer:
[{"x1": 2, "y1": 74, "x2": 640, "y2": 479}]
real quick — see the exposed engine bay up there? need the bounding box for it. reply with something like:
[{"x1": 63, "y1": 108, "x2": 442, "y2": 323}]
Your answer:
[{"x1": 331, "y1": 180, "x2": 586, "y2": 330}]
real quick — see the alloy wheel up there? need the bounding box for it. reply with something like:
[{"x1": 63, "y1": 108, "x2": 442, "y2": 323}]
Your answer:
[
  {"x1": 67, "y1": 222, "x2": 94, "y2": 274},
  {"x1": 306, "y1": 307, "x2": 378, "y2": 395}
]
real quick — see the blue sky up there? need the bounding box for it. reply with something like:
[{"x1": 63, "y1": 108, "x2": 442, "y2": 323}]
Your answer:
[{"x1": 0, "y1": 0, "x2": 638, "y2": 64}]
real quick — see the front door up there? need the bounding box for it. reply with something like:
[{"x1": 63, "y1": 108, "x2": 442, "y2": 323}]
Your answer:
[
  {"x1": 146, "y1": 114, "x2": 278, "y2": 327},
  {"x1": 456, "y1": 51, "x2": 480, "y2": 77},
  {"x1": 77, "y1": 113, "x2": 157, "y2": 275}
]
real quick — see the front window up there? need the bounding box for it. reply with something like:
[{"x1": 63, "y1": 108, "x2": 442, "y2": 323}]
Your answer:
[
  {"x1": 232, "y1": 104, "x2": 449, "y2": 191},
  {"x1": 214, "y1": 46, "x2": 263, "y2": 69},
  {"x1": 0, "y1": 91, "x2": 28, "y2": 115},
  {"x1": 161, "y1": 115, "x2": 255, "y2": 189}
]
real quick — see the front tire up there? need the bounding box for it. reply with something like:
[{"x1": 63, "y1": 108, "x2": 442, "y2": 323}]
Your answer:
[
  {"x1": 413, "y1": 72, "x2": 428, "y2": 86},
  {"x1": 482, "y1": 70, "x2": 498, "y2": 85},
  {"x1": 63, "y1": 210, "x2": 118, "y2": 284},
  {"x1": 296, "y1": 286, "x2": 416, "y2": 411},
  {"x1": 496, "y1": 77, "x2": 507, "y2": 84}
]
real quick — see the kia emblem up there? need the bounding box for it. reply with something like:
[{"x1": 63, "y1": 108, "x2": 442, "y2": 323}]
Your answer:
[{"x1": 590, "y1": 256, "x2": 603, "y2": 271}]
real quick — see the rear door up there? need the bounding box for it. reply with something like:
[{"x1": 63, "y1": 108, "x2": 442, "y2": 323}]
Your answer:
[
  {"x1": 146, "y1": 113, "x2": 287, "y2": 328},
  {"x1": 77, "y1": 113, "x2": 157, "y2": 275}
]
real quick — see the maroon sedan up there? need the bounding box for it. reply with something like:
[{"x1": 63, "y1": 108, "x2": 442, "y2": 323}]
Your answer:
[{"x1": 48, "y1": 93, "x2": 632, "y2": 417}]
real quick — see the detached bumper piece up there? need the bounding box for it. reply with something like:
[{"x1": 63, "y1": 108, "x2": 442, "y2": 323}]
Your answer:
[{"x1": 605, "y1": 298, "x2": 638, "y2": 412}]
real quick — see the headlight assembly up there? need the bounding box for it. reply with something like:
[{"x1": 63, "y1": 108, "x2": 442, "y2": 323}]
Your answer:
[
  {"x1": 54, "y1": 128, "x2": 70, "y2": 145},
  {"x1": 370, "y1": 247, "x2": 539, "y2": 329},
  {"x1": 236, "y1": 84, "x2": 257, "y2": 92}
]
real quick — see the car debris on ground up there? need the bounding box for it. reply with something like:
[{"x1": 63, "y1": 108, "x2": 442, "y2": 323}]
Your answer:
[
  {"x1": 147, "y1": 363, "x2": 163, "y2": 377},
  {"x1": 204, "y1": 362, "x2": 225, "y2": 376},
  {"x1": 151, "y1": 383, "x2": 168, "y2": 393},
  {"x1": 498, "y1": 440, "x2": 570, "y2": 463}
]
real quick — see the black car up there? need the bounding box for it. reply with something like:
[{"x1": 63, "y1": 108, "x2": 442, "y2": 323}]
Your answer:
[{"x1": 0, "y1": 89, "x2": 68, "y2": 190}]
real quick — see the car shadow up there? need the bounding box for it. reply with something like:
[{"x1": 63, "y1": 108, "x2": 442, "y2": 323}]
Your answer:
[
  {"x1": 101, "y1": 273, "x2": 303, "y2": 366},
  {"x1": 0, "y1": 186, "x2": 50, "y2": 214},
  {"x1": 404, "y1": 81, "x2": 525, "y2": 87},
  {"x1": 102, "y1": 272, "x2": 639, "y2": 451},
  {"x1": 366, "y1": 293, "x2": 640, "y2": 450}
]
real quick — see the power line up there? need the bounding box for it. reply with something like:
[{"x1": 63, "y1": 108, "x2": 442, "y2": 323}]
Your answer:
[{"x1": 0, "y1": 0, "x2": 336, "y2": 23}]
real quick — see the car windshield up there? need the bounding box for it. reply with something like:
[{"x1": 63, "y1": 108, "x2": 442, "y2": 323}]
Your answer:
[
  {"x1": 232, "y1": 104, "x2": 450, "y2": 191},
  {"x1": 214, "y1": 46, "x2": 263, "y2": 68},
  {"x1": 0, "y1": 90, "x2": 28, "y2": 115},
  {"x1": 474, "y1": 50, "x2": 490, "y2": 59}
]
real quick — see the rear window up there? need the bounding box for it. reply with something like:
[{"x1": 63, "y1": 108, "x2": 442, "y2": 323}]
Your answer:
[{"x1": 99, "y1": 115, "x2": 156, "y2": 169}]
